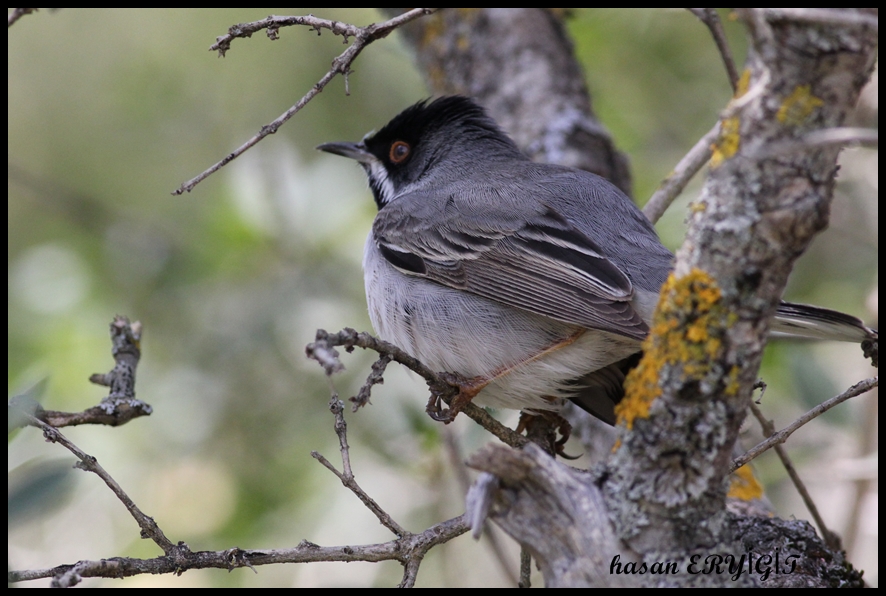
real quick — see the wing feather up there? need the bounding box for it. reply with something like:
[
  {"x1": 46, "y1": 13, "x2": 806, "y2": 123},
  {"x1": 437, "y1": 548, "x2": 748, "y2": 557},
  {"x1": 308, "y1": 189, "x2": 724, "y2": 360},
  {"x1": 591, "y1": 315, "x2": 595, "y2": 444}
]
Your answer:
[{"x1": 373, "y1": 194, "x2": 649, "y2": 340}]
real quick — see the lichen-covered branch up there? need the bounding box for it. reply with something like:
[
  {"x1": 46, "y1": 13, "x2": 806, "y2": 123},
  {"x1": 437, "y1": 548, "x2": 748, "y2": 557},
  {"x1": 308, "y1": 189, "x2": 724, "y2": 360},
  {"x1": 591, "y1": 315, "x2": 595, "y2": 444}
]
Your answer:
[{"x1": 602, "y1": 8, "x2": 877, "y2": 575}]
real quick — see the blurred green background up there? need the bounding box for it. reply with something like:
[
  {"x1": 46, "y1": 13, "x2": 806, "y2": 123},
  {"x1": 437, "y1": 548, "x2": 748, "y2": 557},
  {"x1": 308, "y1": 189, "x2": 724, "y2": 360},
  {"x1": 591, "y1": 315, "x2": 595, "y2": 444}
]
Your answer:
[{"x1": 9, "y1": 9, "x2": 878, "y2": 587}]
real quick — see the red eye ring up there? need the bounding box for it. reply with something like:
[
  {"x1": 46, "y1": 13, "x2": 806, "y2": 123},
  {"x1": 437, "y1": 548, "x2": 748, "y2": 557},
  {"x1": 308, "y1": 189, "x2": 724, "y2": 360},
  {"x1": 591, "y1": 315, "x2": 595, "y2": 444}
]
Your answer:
[{"x1": 389, "y1": 140, "x2": 411, "y2": 164}]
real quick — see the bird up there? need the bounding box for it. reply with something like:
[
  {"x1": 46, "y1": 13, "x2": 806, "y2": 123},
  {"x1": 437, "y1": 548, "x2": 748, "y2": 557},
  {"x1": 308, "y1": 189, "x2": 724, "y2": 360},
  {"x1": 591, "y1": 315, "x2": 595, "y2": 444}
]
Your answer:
[{"x1": 317, "y1": 96, "x2": 877, "y2": 426}]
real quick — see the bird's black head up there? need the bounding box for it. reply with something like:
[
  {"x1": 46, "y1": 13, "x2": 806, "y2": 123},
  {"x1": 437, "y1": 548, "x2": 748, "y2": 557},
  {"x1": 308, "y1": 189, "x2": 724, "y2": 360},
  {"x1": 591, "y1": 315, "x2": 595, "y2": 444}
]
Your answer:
[{"x1": 318, "y1": 96, "x2": 524, "y2": 209}]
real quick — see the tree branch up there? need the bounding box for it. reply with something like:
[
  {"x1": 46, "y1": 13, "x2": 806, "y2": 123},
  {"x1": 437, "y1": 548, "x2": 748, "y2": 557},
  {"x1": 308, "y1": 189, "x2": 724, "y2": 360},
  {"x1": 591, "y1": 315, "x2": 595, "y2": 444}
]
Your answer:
[
  {"x1": 688, "y1": 8, "x2": 740, "y2": 92},
  {"x1": 760, "y1": 7, "x2": 879, "y2": 29},
  {"x1": 8, "y1": 7, "x2": 37, "y2": 28},
  {"x1": 11, "y1": 316, "x2": 476, "y2": 587},
  {"x1": 9, "y1": 316, "x2": 152, "y2": 430},
  {"x1": 8, "y1": 516, "x2": 470, "y2": 587},
  {"x1": 305, "y1": 328, "x2": 528, "y2": 449},
  {"x1": 746, "y1": 400, "x2": 840, "y2": 551},
  {"x1": 20, "y1": 414, "x2": 178, "y2": 555},
  {"x1": 642, "y1": 122, "x2": 719, "y2": 224},
  {"x1": 311, "y1": 391, "x2": 408, "y2": 537},
  {"x1": 732, "y1": 377, "x2": 879, "y2": 471},
  {"x1": 465, "y1": 443, "x2": 636, "y2": 588},
  {"x1": 172, "y1": 9, "x2": 436, "y2": 195},
  {"x1": 752, "y1": 127, "x2": 878, "y2": 159}
]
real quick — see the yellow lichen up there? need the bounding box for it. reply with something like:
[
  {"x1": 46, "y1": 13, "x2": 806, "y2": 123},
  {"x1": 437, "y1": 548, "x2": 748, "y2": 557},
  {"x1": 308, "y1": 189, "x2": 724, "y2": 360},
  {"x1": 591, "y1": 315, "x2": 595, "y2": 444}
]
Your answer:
[
  {"x1": 724, "y1": 365, "x2": 741, "y2": 396},
  {"x1": 777, "y1": 85, "x2": 824, "y2": 126},
  {"x1": 617, "y1": 269, "x2": 728, "y2": 429},
  {"x1": 735, "y1": 69, "x2": 751, "y2": 98},
  {"x1": 710, "y1": 69, "x2": 751, "y2": 168},
  {"x1": 710, "y1": 116, "x2": 740, "y2": 168},
  {"x1": 728, "y1": 464, "x2": 764, "y2": 501}
]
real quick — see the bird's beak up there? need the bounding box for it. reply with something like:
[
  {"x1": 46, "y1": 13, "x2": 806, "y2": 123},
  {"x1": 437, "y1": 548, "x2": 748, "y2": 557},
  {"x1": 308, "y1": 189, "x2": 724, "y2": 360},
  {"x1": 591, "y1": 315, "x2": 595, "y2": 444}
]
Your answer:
[{"x1": 316, "y1": 141, "x2": 374, "y2": 164}]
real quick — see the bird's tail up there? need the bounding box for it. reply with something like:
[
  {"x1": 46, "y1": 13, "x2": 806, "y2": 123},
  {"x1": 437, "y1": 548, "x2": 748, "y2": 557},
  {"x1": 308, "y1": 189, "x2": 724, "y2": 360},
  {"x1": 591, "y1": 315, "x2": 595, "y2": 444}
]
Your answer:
[
  {"x1": 570, "y1": 302, "x2": 878, "y2": 426},
  {"x1": 772, "y1": 301, "x2": 877, "y2": 343}
]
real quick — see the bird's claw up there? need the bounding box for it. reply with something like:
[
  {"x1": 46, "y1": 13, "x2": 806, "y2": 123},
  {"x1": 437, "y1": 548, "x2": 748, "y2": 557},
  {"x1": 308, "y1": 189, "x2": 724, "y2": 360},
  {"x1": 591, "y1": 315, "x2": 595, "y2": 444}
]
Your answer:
[
  {"x1": 426, "y1": 372, "x2": 488, "y2": 424},
  {"x1": 517, "y1": 410, "x2": 581, "y2": 459}
]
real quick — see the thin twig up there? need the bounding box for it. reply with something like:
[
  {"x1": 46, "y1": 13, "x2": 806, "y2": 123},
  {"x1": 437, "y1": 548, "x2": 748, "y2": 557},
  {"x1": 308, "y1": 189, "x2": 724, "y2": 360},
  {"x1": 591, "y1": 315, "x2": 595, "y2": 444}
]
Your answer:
[
  {"x1": 311, "y1": 451, "x2": 409, "y2": 537},
  {"x1": 9, "y1": 515, "x2": 471, "y2": 586},
  {"x1": 753, "y1": 127, "x2": 878, "y2": 160},
  {"x1": 306, "y1": 328, "x2": 528, "y2": 449},
  {"x1": 327, "y1": 386, "x2": 354, "y2": 478},
  {"x1": 352, "y1": 354, "x2": 392, "y2": 409},
  {"x1": 732, "y1": 377, "x2": 878, "y2": 471},
  {"x1": 173, "y1": 9, "x2": 436, "y2": 195},
  {"x1": 688, "y1": 8, "x2": 740, "y2": 92},
  {"x1": 461, "y1": 404, "x2": 527, "y2": 449},
  {"x1": 8, "y1": 7, "x2": 37, "y2": 28},
  {"x1": 307, "y1": 327, "x2": 531, "y2": 584},
  {"x1": 841, "y1": 383, "x2": 878, "y2": 554},
  {"x1": 31, "y1": 402, "x2": 152, "y2": 427},
  {"x1": 210, "y1": 15, "x2": 363, "y2": 57},
  {"x1": 310, "y1": 389, "x2": 408, "y2": 537},
  {"x1": 22, "y1": 414, "x2": 178, "y2": 555},
  {"x1": 745, "y1": 401, "x2": 840, "y2": 551},
  {"x1": 519, "y1": 547, "x2": 532, "y2": 588},
  {"x1": 643, "y1": 123, "x2": 719, "y2": 224},
  {"x1": 802, "y1": 127, "x2": 878, "y2": 149}
]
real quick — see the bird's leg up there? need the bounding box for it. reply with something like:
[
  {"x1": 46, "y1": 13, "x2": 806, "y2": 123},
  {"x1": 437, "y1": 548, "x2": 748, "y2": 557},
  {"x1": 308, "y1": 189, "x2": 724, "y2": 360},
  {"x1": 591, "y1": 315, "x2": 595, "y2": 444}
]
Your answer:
[
  {"x1": 517, "y1": 410, "x2": 580, "y2": 459},
  {"x1": 426, "y1": 372, "x2": 490, "y2": 423},
  {"x1": 425, "y1": 330, "x2": 588, "y2": 424}
]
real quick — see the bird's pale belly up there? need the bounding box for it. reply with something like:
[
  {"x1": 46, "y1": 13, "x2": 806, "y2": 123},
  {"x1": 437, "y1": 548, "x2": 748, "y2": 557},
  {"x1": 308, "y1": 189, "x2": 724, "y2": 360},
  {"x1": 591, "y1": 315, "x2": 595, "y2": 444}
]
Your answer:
[{"x1": 364, "y1": 238, "x2": 642, "y2": 411}]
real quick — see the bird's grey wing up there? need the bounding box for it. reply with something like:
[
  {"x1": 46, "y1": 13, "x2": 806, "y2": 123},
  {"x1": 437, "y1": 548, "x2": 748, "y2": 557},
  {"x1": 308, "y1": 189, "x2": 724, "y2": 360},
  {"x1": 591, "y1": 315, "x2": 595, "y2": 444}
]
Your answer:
[{"x1": 372, "y1": 196, "x2": 648, "y2": 340}]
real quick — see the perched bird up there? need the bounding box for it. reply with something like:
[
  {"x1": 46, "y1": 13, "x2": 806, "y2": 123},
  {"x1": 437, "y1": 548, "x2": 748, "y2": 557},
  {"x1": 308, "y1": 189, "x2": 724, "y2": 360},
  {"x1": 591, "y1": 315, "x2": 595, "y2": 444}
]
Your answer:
[{"x1": 318, "y1": 96, "x2": 877, "y2": 425}]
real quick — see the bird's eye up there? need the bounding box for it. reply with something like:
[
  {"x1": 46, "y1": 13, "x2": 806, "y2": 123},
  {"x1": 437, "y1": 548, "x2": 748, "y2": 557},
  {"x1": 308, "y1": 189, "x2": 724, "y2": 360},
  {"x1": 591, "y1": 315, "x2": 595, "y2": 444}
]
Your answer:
[{"x1": 389, "y1": 141, "x2": 411, "y2": 164}]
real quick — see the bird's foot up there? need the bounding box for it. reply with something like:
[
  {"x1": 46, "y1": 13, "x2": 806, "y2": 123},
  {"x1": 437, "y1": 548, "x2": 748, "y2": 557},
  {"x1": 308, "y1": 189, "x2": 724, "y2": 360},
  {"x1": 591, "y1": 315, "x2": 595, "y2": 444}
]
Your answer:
[
  {"x1": 862, "y1": 337, "x2": 878, "y2": 368},
  {"x1": 517, "y1": 410, "x2": 580, "y2": 459},
  {"x1": 426, "y1": 372, "x2": 488, "y2": 424}
]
